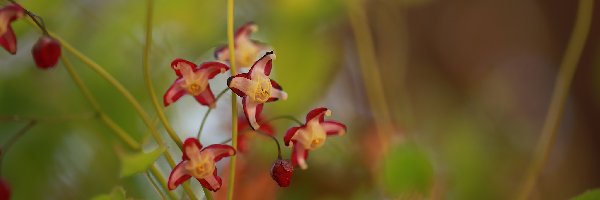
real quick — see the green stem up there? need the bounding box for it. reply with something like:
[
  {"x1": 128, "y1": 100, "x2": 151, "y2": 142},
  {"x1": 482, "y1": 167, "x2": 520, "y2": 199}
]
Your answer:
[
  {"x1": 256, "y1": 130, "x2": 282, "y2": 159},
  {"x1": 0, "y1": 120, "x2": 36, "y2": 176},
  {"x1": 517, "y1": 0, "x2": 594, "y2": 199},
  {"x1": 0, "y1": 112, "x2": 97, "y2": 122},
  {"x1": 265, "y1": 115, "x2": 303, "y2": 126},
  {"x1": 146, "y1": 171, "x2": 167, "y2": 200},
  {"x1": 226, "y1": 0, "x2": 238, "y2": 199},
  {"x1": 197, "y1": 88, "x2": 230, "y2": 139},
  {"x1": 150, "y1": 164, "x2": 178, "y2": 200},
  {"x1": 142, "y1": 0, "x2": 184, "y2": 150}
]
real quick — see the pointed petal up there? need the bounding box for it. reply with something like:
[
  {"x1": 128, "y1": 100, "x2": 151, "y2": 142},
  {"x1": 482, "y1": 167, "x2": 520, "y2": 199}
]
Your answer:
[
  {"x1": 284, "y1": 126, "x2": 302, "y2": 146},
  {"x1": 202, "y1": 144, "x2": 236, "y2": 162},
  {"x1": 163, "y1": 78, "x2": 186, "y2": 107},
  {"x1": 234, "y1": 22, "x2": 258, "y2": 42},
  {"x1": 322, "y1": 121, "x2": 347, "y2": 136},
  {"x1": 198, "y1": 61, "x2": 229, "y2": 79},
  {"x1": 268, "y1": 79, "x2": 287, "y2": 102},
  {"x1": 306, "y1": 107, "x2": 330, "y2": 123},
  {"x1": 168, "y1": 160, "x2": 192, "y2": 190},
  {"x1": 214, "y1": 45, "x2": 229, "y2": 61},
  {"x1": 182, "y1": 138, "x2": 203, "y2": 161},
  {"x1": 0, "y1": 26, "x2": 17, "y2": 54},
  {"x1": 227, "y1": 73, "x2": 252, "y2": 97},
  {"x1": 171, "y1": 58, "x2": 197, "y2": 77},
  {"x1": 291, "y1": 144, "x2": 309, "y2": 170},
  {"x1": 249, "y1": 51, "x2": 275, "y2": 78},
  {"x1": 242, "y1": 97, "x2": 263, "y2": 130},
  {"x1": 0, "y1": 4, "x2": 24, "y2": 36},
  {"x1": 198, "y1": 168, "x2": 222, "y2": 192},
  {"x1": 193, "y1": 85, "x2": 216, "y2": 108}
]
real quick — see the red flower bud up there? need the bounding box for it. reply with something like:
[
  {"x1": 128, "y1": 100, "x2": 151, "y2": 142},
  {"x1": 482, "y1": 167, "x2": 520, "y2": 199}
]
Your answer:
[
  {"x1": 270, "y1": 159, "x2": 293, "y2": 187},
  {"x1": 0, "y1": 178, "x2": 10, "y2": 200},
  {"x1": 32, "y1": 35, "x2": 61, "y2": 69}
]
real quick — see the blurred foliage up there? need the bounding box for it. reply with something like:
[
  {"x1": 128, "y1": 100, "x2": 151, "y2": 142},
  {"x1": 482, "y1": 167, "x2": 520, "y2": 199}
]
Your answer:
[
  {"x1": 571, "y1": 189, "x2": 600, "y2": 200},
  {"x1": 118, "y1": 146, "x2": 165, "y2": 178}
]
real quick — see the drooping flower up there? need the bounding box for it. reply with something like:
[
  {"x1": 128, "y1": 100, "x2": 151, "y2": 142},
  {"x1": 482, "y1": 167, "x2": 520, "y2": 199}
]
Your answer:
[
  {"x1": 284, "y1": 108, "x2": 347, "y2": 170},
  {"x1": 227, "y1": 51, "x2": 288, "y2": 130},
  {"x1": 32, "y1": 35, "x2": 61, "y2": 69},
  {"x1": 237, "y1": 114, "x2": 275, "y2": 153},
  {"x1": 0, "y1": 4, "x2": 25, "y2": 55},
  {"x1": 270, "y1": 159, "x2": 293, "y2": 187},
  {"x1": 168, "y1": 138, "x2": 236, "y2": 191},
  {"x1": 164, "y1": 59, "x2": 229, "y2": 108},
  {"x1": 214, "y1": 22, "x2": 268, "y2": 68}
]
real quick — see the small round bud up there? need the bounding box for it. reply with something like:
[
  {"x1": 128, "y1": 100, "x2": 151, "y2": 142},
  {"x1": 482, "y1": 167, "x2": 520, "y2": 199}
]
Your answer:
[
  {"x1": 270, "y1": 159, "x2": 293, "y2": 187},
  {"x1": 32, "y1": 35, "x2": 61, "y2": 69}
]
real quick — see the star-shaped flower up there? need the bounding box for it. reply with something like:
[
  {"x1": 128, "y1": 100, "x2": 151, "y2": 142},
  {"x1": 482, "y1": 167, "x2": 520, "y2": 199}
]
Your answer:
[
  {"x1": 227, "y1": 51, "x2": 288, "y2": 130},
  {"x1": 0, "y1": 4, "x2": 25, "y2": 55},
  {"x1": 284, "y1": 108, "x2": 347, "y2": 169},
  {"x1": 164, "y1": 59, "x2": 229, "y2": 108},
  {"x1": 167, "y1": 138, "x2": 236, "y2": 191},
  {"x1": 214, "y1": 22, "x2": 268, "y2": 68}
]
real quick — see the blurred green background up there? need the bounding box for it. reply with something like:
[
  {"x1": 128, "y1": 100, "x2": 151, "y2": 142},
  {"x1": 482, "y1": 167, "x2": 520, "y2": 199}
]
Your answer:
[{"x1": 1, "y1": 0, "x2": 600, "y2": 199}]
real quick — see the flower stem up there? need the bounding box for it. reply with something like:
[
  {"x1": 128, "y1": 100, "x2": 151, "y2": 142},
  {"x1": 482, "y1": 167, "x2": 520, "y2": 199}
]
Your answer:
[
  {"x1": 0, "y1": 120, "x2": 36, "y2": 176},
  {"x1": 197, "y1": 88, "x2": 230, "y2": 139},
  {"x1": 146, "y1": 171, "x2": 167, "y2": 200},
  {"x1": 226, "y1": 0, "x2": 238, "y2": 199},
  {"x1": 0, "y1": 112, "x2": 97, "y2": 122},
  {"x1": 149, "y1": 164, "x2": 178, "y2": 200},
  {"x1": 256, "y1": 130, "x2": 282, "y2": 159},
  {"x1": 517, "y1": 0, "x2": 594, "y2": 199},
  {"x1": 265, "y1": 115, "x2": 304, "y2": 126}
]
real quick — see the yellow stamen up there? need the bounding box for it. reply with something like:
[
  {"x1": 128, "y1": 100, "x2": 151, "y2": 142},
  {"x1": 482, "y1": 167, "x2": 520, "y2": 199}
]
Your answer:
[{"x1": 250, "y1": 75, "x2": 272, "y2": 103}]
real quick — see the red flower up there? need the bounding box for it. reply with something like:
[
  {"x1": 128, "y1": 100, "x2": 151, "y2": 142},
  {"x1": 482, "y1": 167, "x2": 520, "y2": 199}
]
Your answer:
[
  {"x1": 227, "y1": 51, "x2": 287, "y2": 130},
  {"x1": 284, "y1": 108, "x2": 347, "y2": 169},
  {"x1": 0, "y1": 178, "x2": 9, "y2": 200},
  {"x1": 237, "y1": 114, "x2": 275, "y2": 153},
  {"x1": 163, "y1": 59, "x2": 229, "y2": 108},
  {"x1": 0, "y1": 4, "x2": 24, "y2": 55},
  {"x1": 214, "y1": 22, "x2": 268, "y2": 68},
  {"x1": 32, "y1": 35, "x2": 61, "y2": 69},
  {"x1": 167, "y1": 138, "x2": 236, "y2": 191},
  {"x1": 270, "y1": 159, "x2": 293, "y2": 187}
]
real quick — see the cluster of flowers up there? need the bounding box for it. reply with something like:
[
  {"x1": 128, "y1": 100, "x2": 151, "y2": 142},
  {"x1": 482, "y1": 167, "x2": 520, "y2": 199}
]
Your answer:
[
  {"x1": 1, "y1": 3, "x2": 61, "y2": 69},
  {"x1": 164, "y1": 22, "x2": 347, "y2": 191}
]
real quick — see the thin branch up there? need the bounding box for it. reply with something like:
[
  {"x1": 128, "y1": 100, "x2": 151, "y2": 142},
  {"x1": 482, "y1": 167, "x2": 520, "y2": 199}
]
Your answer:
[
  {"x1": 197, "y1": 88, "x2": 230, "y2": 139},
  {"x1": 0, "y1": 120, "x2": 36, "y2": 175}
]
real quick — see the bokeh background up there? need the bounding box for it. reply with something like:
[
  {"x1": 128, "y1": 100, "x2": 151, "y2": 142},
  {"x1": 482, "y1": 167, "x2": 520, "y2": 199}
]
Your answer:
[{"x1": 1, "y1": 0, "x2": 600, "y2": 199}]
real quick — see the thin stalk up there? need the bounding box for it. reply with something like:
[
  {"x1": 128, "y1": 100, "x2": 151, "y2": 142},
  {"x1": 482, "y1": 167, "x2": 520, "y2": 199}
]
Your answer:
[
  {"x1": 256, "y1": 130, "x2": 282, "y2": 159},
  {"x1": 150, "y1": 164, "x2": 178, "y2": 200},
  {"x1": 142, "y1": 0, "x2": 184, "y2": 149},
  {"x1": 517, "y1": 0, "x2": 594, "y2": 199},
  {"x1": 203, "y1": 188, "x2": 214, "y2": 200},
  {"x1": 146, "y1": 171, "x2": 167, "y2": 200},
  {"x1": 197, "y1": 88, "x2": 230, "y2": 139},
  {"x1": 226, "y1": 0, "x2": 238, "y2": 199},
  {"x1": 0, "y1": 120, "x2": 36, "y2": 175},
  {"x1": 265, "y1": 115, "x2": 304, "y2": 126},
  {"x1": 0, "y1": 112, "x2": 97, "y2": 122}
]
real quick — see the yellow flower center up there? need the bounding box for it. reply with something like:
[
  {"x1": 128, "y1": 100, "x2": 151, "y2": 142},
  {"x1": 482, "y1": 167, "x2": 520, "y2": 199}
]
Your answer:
[
  {"x1": 186, "y1": 83, "x2": 204, "y2": 96},
  {"x1": 185, "y1": 155, "x2": 214, "y2": 179},
  {"x1": 250, "y1": 75, "x2": 272, "y2": 103},
  {"x1": 292, "y1": 120, "x2": 327, "y2": 150}
]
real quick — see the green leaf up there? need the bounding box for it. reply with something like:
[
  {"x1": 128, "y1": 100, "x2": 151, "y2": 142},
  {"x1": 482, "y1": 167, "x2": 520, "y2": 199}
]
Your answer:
[
  {"x1": 118, "y1": 146, "x2": 166, "y2": 177},
  {"x1": 379, "y1": 144, "x2": 434, "y2": 198},
  {"x1": 571, "y1": 189, "x2": 600, "y2": 200},
  {"x1": 90, "y1": 186, "x2": 127, "y2": 200}
]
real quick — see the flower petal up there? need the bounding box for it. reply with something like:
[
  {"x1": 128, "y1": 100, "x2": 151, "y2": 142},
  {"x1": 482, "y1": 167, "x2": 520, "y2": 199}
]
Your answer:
[
  {"x1": 0, "y1": 26, "x2": 17, "y2": 54},
  {"x1": 284, "y1": 126, "x2": 301, "y2": 146},
  {"x1": 163, "y1": 78, "x2": 186, "y2": 107},
  {"x1": 268, "y1": 79, "x2": 287, "y2": 102},
  {"x1": 171, "y1": 58, "x2": 197, "y2": 77},
  {"x1": 198, "y1": 61, "x2": 229, "y2": 79},
  {"x1": 193, "y1": 85, "x2": 216, "y2": 108},
  {"x1": 202, "y1": 144, "x2": 236, "y2": 162},
  {"x1": 214, "y1": 45, "x2": 229, "y2": 61},
  {"x1": 198, "y1": 169, "x2": 222, "y2": 192},
  {"x1": 0, "y1": 4, "x2": 24, "y2": 36},
  {"x1": 167, "y1": 160, "x2": 192, "y2": 190},
  {"x1": 305, "y1": 107, "x2": 330, "y2": 123},
  {"x1": 242, "y1": 97, "x2": 263, "y2": 130},
  {"x1": 234, "y1": 22, "x2": 258, "y2": 42},
  {"x1": 291, "y1": 144, "x2": 309, "y2": 170},
  {"x1": 249, "y1": 51, "x2": 275, "y2": 78},
  {"x1": 182, "y1": 138, "x2": 203, "y2": 161},
  {"x1": 227, "y1": 73, "x2": 252, "y2": 97},
  {"x1": 322, "y1": 121, "x2": 347, "y2": 136}
]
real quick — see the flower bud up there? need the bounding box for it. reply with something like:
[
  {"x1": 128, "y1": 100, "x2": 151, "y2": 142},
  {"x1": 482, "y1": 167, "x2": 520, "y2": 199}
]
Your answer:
[
  {"x1": 32, "y1": 35, "x2": 61, "y2": 69},
  {"x1": 270, "y1": 159, "x2": 293, "y2": 187}
]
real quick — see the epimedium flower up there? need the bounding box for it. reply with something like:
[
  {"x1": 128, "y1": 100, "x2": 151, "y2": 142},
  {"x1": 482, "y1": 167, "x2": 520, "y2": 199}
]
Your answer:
[
  {"x1": 237, "y1": 114, "x2": 275, "y2": 153},
  {"x1": 214, "y1": 22, "x2": 268, "y2": 68},
  {"x1": 163, "y1": 59, "x2": 229, "y2": 108},
  {"x1": 284, "y1": 107, "x2": 347, "y2": 170},
  {"x1": 32, "y1": 35, "x2": 61, "y2": 69},
  {"x1": 227, "y1": 51, "x2": 288, "y2": 130},
  {"x1": 0, "y1": 3, "x2": 25, "y2": 55},
  {"x1": 168, "y1": 138, "x2": 236, "y2": 192}
]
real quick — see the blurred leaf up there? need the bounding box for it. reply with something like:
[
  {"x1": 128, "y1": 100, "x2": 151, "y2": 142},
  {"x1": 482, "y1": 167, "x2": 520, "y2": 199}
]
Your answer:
[
  {"x1": 571, "y1": 189, "x2": 600, "y2": 200},
  {"x1": 380, "y1": 144, "x2": 434, "y2": 197},
  {"x1": 118, "y1": 146, "x2": 165, "y2": 177},
  {"x1": 90, "y1": 186, "x2": 127, "y2": 200}
]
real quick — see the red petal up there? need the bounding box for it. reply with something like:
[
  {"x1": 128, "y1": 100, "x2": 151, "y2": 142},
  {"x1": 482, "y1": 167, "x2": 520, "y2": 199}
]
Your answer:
[
  {"x1": 198, "y1": 61, "x2": 229, "y2": 79},
  {"x1": 291, "y1": 144, "x2": 309, "y2": 169},
  {"x1": 214, "y1": 45, "x2": 229, "y2": 61},
  {"x1": 167, "y1": 161, "x2": 192, "y2": 190},
  {"x1": 182, "y1": 138, "x2": 203, "y2": 160},
  {"x1": 322, "y1": 121, "x2": 347, "y2": 136},
  {"x1": 0, "y1": 26, "x2": 17, "y2": 54},
  {"x1": 234, "y1": 22, "x2": 257, "y2": 42},
  {"x1": 242, "y1": 97, "x2": 263, "y2": 130},
  {"x1": 268, "y1": 79, "x2": 287, "y2": 102},
  {"x1": 0, "y1": 178, "x2": 10, "y2": 200},
  {"x1": 171, "y1": 58, "x2": 197, "y2": 77},
  {"x1": 32, "y1": 35, "x2": 61, "y2": 69},
  {"x1": 202, "y1": 144, "x2": 236, "y2": 162},
  {"x1": 193, "y1": 85, "x2": 216, "y2": 108},
  {"x1": 249, "y1": 51, "x2": 274, "y2": 78},
  {"x1": 305, "y1": 107, "x2": 329, "y2": 123},
  {"x1": 284, "y1": 126, "x2": 302, "y2": 146},
  {"x1": 163, "y1": 78, "x2": 186, "y2": 107},
  {"x1": 227, "y1": 73, "x2": 251, "y2": 97},
  {"x1": 198, "y1": 169, "x2": 222, "y2": 192}
]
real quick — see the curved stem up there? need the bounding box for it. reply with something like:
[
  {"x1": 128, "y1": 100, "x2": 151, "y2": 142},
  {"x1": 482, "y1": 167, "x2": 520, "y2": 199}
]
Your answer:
[
  {"x1": 517, "y1": 0, "x2": 594, "y2": 199},
  {"x1": 146, "y1": 171, "x2": 167, "y2": 200},
  {"x1": 256, "y1": 130, "x2": 282, "y2": 159},
  {"x1": 265, "y1": 115, "x2": 304, "y2": 126},
  {"x1": 0, "y1": 120, "x2": 36, "y2": 175},
  {"x1": 226, "y1": 0, "x2": 238, "y2": 199},
  {"x1": 197, "y1": 88, "x2": 230, "y2": 139},
  {"x1": 150, "y1": 165, "x2": 178, "y2": 200}
]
